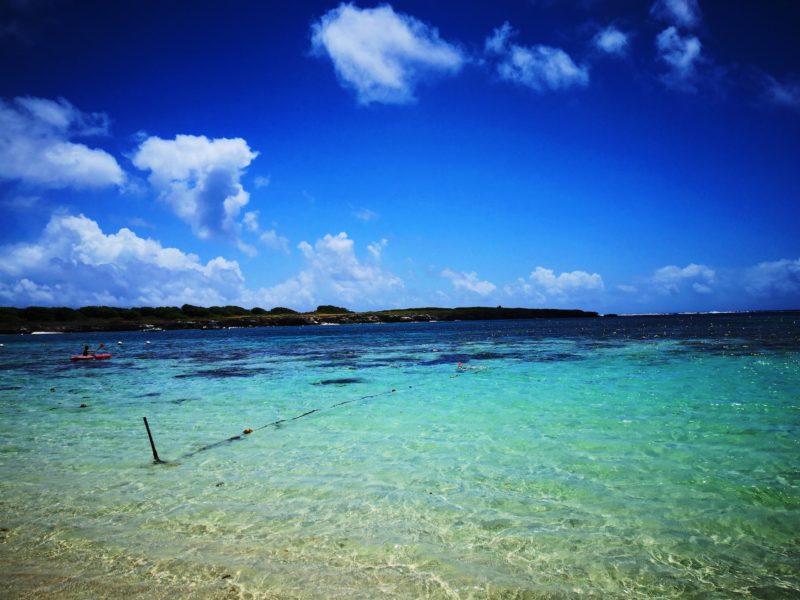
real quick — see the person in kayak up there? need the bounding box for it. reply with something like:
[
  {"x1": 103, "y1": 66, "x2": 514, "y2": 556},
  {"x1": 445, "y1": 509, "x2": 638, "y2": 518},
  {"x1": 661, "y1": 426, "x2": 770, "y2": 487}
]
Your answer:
[{"x1": 81, "y1": 343, "x2": 105, "y2": 356}]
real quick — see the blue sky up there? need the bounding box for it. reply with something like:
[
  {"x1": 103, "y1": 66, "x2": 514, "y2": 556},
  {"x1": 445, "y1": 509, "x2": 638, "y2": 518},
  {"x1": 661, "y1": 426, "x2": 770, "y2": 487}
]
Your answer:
[{"x1": 1, "y1": 0, "x2": 798, "y2": 313}]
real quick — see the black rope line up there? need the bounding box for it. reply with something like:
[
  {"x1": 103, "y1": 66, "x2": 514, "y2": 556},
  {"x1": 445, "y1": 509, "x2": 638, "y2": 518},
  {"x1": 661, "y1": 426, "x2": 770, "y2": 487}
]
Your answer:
[{"x1": 178, "y1": 386, "x2": 409, "y2": 461}]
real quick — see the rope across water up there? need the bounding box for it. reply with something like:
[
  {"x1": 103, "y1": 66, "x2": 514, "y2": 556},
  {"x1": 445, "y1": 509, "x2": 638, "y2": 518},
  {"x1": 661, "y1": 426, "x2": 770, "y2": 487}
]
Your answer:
[{"x1": 176, "y1": 385, "x2": 409, "y2": 461}]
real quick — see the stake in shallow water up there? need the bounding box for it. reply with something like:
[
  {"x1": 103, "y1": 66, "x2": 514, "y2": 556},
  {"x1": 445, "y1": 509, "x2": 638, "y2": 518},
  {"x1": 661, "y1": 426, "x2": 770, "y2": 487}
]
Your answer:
[{"x1": 142, "y1": 416, "x2": 165, "y2": 464}]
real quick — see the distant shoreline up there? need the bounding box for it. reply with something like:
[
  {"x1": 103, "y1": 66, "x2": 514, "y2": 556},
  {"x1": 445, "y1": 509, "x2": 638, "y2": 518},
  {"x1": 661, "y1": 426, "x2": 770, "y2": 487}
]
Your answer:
[
  {"x1": 1, "y1": 304, "x2": 798, "y2": 335},
  {"x1": 1, "y1": 305, "x2": 601, "y2": 335}
]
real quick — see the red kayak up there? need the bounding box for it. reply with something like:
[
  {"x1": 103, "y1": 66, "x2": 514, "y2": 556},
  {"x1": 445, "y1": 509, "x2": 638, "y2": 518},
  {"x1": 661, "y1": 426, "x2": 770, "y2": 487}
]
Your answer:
[{"x1": 70, "y1": 353, "x2": 112, "y2": 361}]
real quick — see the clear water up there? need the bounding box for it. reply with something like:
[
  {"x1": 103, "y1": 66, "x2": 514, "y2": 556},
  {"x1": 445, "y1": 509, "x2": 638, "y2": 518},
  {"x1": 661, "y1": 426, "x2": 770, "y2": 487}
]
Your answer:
[{"x1": 1, "y1": 315, "x2": 798, "y2": 599}]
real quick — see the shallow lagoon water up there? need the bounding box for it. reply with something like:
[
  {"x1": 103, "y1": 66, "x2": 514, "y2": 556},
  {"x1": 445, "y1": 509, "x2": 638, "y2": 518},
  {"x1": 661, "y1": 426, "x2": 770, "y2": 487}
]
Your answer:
[{"x1": 1, "y1": 314, "x2": 799, "y2": 598}]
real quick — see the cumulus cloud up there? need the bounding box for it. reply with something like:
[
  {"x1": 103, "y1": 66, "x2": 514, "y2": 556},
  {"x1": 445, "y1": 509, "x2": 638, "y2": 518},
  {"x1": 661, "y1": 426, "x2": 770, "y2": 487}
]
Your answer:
[
  {"x1": 242, "y1": 210, "x2": 260, "y2": 233},
  {"x1": 3, "y1": 194, "x2": 40, "y2": 210},
  {"x1": 367, "y1": 238, "x2": 388, "y2": 260},
  {"x1": 259, "y1": 232, "x2": 403, "y2": 309},
  {"x1": 530, "y1": 267, "x2": 604, "y2": 294},
  {"x1": 311, "y1": 3, "x2": 464, "y2": 105},
  {"x1": 503, "y1": 267, "x2": 604, "y2": 306},
  {"x1": 0, "y1": 213, "x2": 246, "y2": 307},
  {"x1": 743, "y1": 258, "x2": 800, "y2": 297},
  {"x1": 239, "y1": 210, "x2": 289, "y2": 253},
  {"x1": 485, "y1": 21, "x2": 513, "y2": 55},
  {"x1": 510, "y1": 266, "x2": 604, "y2": 299},
  {"x1": 763, "y1": 75, "x2": 800, "y2": 112},
  {"x1": 254, "y1": 175, "x2": 270, "y2": 189},
  {"x1": 259, "y1": 229, "x2": 290, "y2": 253},
  {"x1": 651, "y1": 263, "x2": 715, "y2": 294},
  {"x1": 499, "y1": 45, "x2": 588, "y2": 91},
  {"x1": 594, "y1": 26, "x2": 629, "y2": 56},
  {"x1": 656, "y1": 26, "x2": 702, "y2": 90},
  {"x1": 132, "y1": 134, "x2": 258, "y2": 241},
  {"x1": 485, "y1": 23, "x2": 588, "y2": 92},
  {"x1": 0, "y1": 216, "x2": 408, "y2": 311},
  {"x1": 353, "y1": 207, "x2": 379, "y2": 222},
  {"x1": 627, "y1": 259, "x2": 800, "y2": 309},
  {"x1": 650, "y1": 0, "x2": 701, "y2": 29},
  {"x1": 0, "y1": 96, "x2": 125, "y2": 188},
  {"x1": 441, "y1": 269, "x2": 496, "y2": 296}
]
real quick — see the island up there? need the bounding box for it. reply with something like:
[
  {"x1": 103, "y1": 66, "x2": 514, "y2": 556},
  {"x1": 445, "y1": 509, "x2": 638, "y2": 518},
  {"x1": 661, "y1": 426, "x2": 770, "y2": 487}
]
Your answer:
[{"x1": 0, "y1": 304, "x2": 600, "y2": 334}]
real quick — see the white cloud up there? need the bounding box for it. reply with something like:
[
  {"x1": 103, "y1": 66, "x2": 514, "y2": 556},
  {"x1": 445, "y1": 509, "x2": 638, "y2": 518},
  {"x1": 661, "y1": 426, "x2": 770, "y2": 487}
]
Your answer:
[
  {"x1": 3, "y1": 194, "x2": 40, "y2": 210},
  {"x1": 0, "y1": 213, "x2": 246, "y2": 307},
  {"x1": 367, "y1": 238, "x2": 388, "y2": 260},
  {"x1": 0, "y1": 96, "x2": 124, "y2": 188},
  {"x1": 594, "y1": 26, "x2": 629, "y2": 56},
  {"x1": 237, "y1": 240, "x2": 258, "y2": 258},
  {"x1": 14, "y1": 96, "x2": 110, "y2": 136},
  {"x1": 485, "y1": 21, "x2": 588, "y2": 92},
  {"x1": 530, "y1": 267, "x2": 603, "y2": 296},
  {"x1": 651, "y1": 263, "x2": 715, "y2": 294},
  {"x1": 505, "y1": 267, "x2": 604, "y2": 304},
  {"x1": 743, "y1": 258, "x2": 800, "y2": 297},
  {"x1": 259, "y1": 232, "x2": 403, "y2": 310},
  {"x1": 259, "y1": 229, "x2": 290, "y2": 253},
  {"x1": 311, "y1": 3, "x2": 464, "y2": 105},
  {"x1": 656, "y1": 26, "x2": 702, "y2": 90},
  {"x1": 650, "y1": 0, "x2": 701, "y2": 29},
  {"x1": 240, "y1": 210, "x2": 289, "y2": 253},
  {"x1": 254, "y1": 175, "x2": 270, "y2": 189},
  {"x1": 485, "y1": 21, "x2": 514, "y2": 55},
  {"x1": 353, "y1": 207, "x2": 379, "y2": 222},
  {"x1": 242, "y1": 210, "x2": 260, "y2": 233},
  {"x1": 441, "y1": 269, "x2": 496, "y2": 296},
  {"x1": 128, "y1": 217, "x2": 154, "y2": 229},
  {"x1": 0, "y1": 217, "x2": 408, "y2": 311},
  {"x1": 763, "y1": 75, "x2": 800, "y2": 112},
  {"x1": 132, "y1": 134, "x2": 258, "y2": 241},
  {"x1": 627, "y1": 259, "x2": 800, "y2": 309}
]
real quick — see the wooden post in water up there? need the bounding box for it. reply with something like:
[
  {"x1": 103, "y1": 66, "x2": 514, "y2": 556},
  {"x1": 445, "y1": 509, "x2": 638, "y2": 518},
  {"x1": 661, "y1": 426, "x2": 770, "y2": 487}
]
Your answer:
[{"x1": 143, "y1": 416, "x2": 164, "y2": 463}]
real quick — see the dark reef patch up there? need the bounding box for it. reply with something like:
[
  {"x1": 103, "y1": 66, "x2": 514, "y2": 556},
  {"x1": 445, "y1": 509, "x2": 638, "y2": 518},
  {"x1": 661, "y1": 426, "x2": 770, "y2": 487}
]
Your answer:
[
  {"x1": 419, "y1": 353, "x2": 470, "y2": 366},
  {"x1": 580, "y1": 341, "x2": 625, "y2": 350},
  {"x1": 385, "y1": 355, "x2": 421, "y2": 365},
  {"x1": 315, "y1": 377, "x2": 366, "y2": 385},
  {"x1": 675, "y1": 339, "x2": 791, "y2": 356},
  {"x1": 358, "y1": 360, "x2": 397, "y2": 368},
  {"x1": 175, "y1": 367, "x2": 271, "y2": 379},
  {"x1": 471, "y1": 351, "x2": 525, "y2": 361},
  {"x1": 186, "y1": 349, "x2": 254, "y2": 363},
  {"x1": 171, "y1": 398, "x2": 194, "y2": 404},
  {"x1": 527, "y1": 352, "x2": 584, "y2": 362},
  {"x1": 316, "y1": 361, "x2": 360, "y2": 369}
]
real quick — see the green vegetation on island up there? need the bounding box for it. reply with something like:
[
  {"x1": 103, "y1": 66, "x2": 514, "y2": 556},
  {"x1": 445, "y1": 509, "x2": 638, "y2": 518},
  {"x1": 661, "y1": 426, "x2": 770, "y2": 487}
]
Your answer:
[{"x1": 0, "y1": 304, "x2": 599, "y2": 334}]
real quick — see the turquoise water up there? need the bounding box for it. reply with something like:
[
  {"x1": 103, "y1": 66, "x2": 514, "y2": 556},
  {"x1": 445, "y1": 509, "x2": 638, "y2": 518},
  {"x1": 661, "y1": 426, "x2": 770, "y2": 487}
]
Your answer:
[{"x1": 1, "y1": 315, "x2": 798, "y2": 598}]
